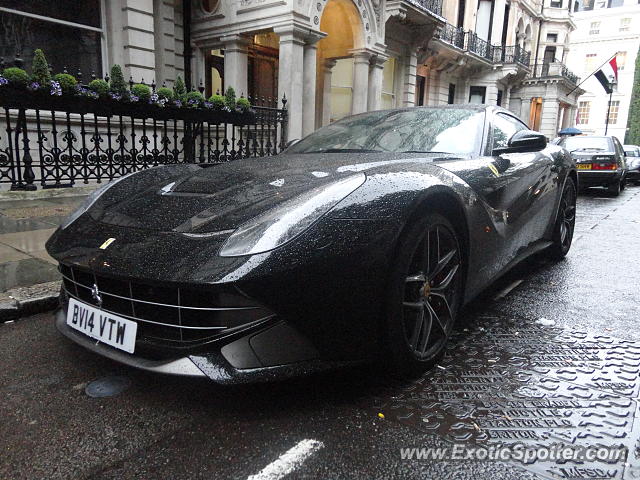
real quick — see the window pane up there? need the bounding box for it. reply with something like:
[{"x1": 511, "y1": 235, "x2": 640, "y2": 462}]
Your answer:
[
  {"x1": 0, "y1": 12, "x2": 102, "y2": 76},
  {"x1": 2, "y1": 0, "x2": 101, "y2": 27},
  {"x1": 493, "y1": 114, "x2": 526, "y2": 149}
]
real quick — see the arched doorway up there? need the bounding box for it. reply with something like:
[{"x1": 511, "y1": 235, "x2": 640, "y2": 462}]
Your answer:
[{"x1": 316, "y1": 0, "x2": 365, "y2": 126}]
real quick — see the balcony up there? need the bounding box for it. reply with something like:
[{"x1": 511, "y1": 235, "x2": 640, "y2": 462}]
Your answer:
[
  {"x1": 529, "y1": 62, "x2": 580, "y2": 85},
  {"x1": 433, "y1": 23, "x2": 531, "y2": 69},
  {"x1": 406, "y1": 0, "x2": 443, "y2": 17}
]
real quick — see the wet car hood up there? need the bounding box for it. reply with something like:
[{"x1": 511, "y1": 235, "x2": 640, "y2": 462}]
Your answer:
[{"x1": 92, "y1": 152, "x2": 457, "y2": 234}]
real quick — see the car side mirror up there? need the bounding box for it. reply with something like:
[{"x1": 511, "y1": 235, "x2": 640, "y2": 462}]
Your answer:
[{"x1": 493, "y1": 130, "x2": 547, "y2": 155}]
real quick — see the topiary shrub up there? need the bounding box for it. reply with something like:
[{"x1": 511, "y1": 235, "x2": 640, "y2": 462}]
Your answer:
[
  {"x1": 31, "y1": 49, "x2": 51, "y2": 85},
  {"x1": 185, "y1": 90, "x2": 204, "y2": 106},
  {"x1": 173, "y1": 75, "x2": 186, "y2": 101},
  {"x1": 53, "y1": 73, "x2": 77, "y2": 93},
  {"x1": 109, "y1": 64, "x2": 127, "y2": 96},
  {"x1": 224, "y1": 87, "x2": 236, "y2": 110},
  {"x1": 156, "y1": 87, "x2": 174, "y2": 101},
  {"x1": 88, "y1": 79, "x2": 109, "y2": 96},
  {"x1": 2, "y1": 67, "x2": 29, "y2": 86},
  {"x1": 131, "y1": 83, "x2": 151, "y2": 101},
  {"x1": 208, "y1": 94, "x2": 225, "y2": 110},
  {"x1": 236, "y1": 97, "x2": 251, "y2": 112}
]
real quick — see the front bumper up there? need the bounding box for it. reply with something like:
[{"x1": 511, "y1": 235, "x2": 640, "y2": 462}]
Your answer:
[{"x1": 55, "y1": 310, "x2": 206, "y2": 377}]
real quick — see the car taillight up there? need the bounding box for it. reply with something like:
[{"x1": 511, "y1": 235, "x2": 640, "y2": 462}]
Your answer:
[{"x1": 592, "y1": 163, "x2": 617, "y2": 170}]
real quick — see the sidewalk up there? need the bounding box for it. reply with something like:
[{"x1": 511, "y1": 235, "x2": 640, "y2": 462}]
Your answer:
[{"x1": 0, "y1": 187, "x2": 96, "y2": 319}]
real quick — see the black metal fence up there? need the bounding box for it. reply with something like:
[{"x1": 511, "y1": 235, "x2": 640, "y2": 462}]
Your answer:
[
  {"x1": 530, "y1": 62, "x2": 580, "y2": 85},
  {"x1": 0, "y1": 87, "x2": 288, "y2": 190},
  {"x1": 434, "y1": 23, "x2": 531, "y2": 68},
  {"x1": 408, "y1": 0, "x2": 444, "y2": 17}
]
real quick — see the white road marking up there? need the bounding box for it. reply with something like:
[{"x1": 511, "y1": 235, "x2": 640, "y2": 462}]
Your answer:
[{"x1": 247, "y1": 439, "x2": 324, "y2": 480}]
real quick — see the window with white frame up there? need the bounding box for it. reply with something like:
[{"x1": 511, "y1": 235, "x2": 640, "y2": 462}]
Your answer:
[
  {"x1": 607, "y1": 100, "x2": 620, "y2": 124},
  {"x1": 0, "y1": 2, "x2": 104, "y2": 77},
  {"x1": 589, "y1": 21, "x2": 600, "y2": 34},
  {"x1": 381, "y1": 58, "x2": 396, "y2": 109},
  {"x1": 619, "y1": 18, "x2": 631, "y2": 32},
  {"x1": 577, "y1": 101, "x2": 591, "y2": 124},
  {"x1": 617, "y1": 51, "x2": 627, "y2": 70},
  {"x1": 585, "y1": 53, "x2": 597, "y2": 74}
]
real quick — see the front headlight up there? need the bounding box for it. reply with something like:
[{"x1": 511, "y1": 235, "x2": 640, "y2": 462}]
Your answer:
[
  {"x1": 219, "y1": 173, "x2": 366, "y2": 257},
  {"x1": 60, "y1": 173, "x2": 135, "y2": 229}
]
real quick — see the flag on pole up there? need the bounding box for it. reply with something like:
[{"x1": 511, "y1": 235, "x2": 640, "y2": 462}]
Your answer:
[{"x1": 594, "y1": 57, "x2": 618, "y2": 94}]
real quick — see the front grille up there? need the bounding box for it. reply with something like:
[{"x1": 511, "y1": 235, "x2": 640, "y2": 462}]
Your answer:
[{"x1": 59, "y1": 263, "x2": 273, "y2": 347}]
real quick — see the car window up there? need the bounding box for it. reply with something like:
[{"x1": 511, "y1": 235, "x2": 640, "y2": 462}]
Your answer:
[{"x1": 492, "y1": 113, "x2": 527, "y2": 150}]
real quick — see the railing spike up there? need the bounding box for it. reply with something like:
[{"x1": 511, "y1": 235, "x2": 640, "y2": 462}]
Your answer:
[{"x1": 63, "y1": 66, "x2": 68, "y2": 74}]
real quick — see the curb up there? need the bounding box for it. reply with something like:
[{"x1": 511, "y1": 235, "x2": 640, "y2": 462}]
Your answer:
[{"x1": 0, "y1": 281, "x2": 61, "y2": 322}]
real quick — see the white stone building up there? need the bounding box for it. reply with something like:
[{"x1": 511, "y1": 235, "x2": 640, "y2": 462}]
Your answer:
[
  {"x1": 0, "y1": 0, "x2": 585, "y2": 140},
  {"x1": 565, "y1": 0, "x2": 640, "y2": 140}
]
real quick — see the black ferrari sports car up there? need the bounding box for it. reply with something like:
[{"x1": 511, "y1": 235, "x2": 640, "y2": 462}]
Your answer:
[{"x1": 46, "y1": 105, "x2": 577, "y2": 383}]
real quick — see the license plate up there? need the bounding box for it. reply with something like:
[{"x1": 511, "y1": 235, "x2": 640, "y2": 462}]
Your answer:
[
  {"x1": 66, "y1": 298, "x2": 137, "y2": 353},
  {"x1": 577, "y1": 163, "x2": 592, "y2": 170}
]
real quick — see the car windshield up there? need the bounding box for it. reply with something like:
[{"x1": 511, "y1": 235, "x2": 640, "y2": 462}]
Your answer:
[
  {"x1": 286, "y1": 108, "x2": 484, "y2": 156},
  {"x1": 560, "y1": 136, "x2": 612, "y2": 152}
]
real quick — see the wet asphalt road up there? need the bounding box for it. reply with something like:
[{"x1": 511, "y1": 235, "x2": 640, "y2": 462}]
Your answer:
[{"x1": 2, "y1": 185, "x2": 640, "y2": 480}]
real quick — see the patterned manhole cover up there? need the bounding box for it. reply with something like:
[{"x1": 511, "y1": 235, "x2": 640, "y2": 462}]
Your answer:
[{"x1": 369, "y1": 316, "x2": 640, "y2": 479}]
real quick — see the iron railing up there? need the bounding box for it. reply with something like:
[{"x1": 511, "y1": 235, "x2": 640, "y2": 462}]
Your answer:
[
  {"x1": 492, "y1": 45, "x2": 531, "y2": 67},
  {"x1": 0, "y1": 88, "x2": 288, "y2": 190},
  {"x1": 434, "y1": 23, "x2": 531, "y2": 68},
  {"x1": 529, "y1": 62, "x2": 580, "y2": 84},
  {"x1": 407, "y1": 0, "x2": 443, "y2": 17},
  {"x1": 466, "y1": 32, "x2": 493, "y2": 62},
  {"x1": 434, "y1": 23, "x2": 465, "y2": 49}
]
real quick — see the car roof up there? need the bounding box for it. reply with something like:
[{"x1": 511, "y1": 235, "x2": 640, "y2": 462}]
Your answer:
[{"x1": 623, "y1": 145, "x2": 639, "y2": 149}]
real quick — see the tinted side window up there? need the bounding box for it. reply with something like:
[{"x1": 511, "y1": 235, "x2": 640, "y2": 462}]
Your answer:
[{"x1": 492, "y1": 113, "x2": 527, "y2": 150}]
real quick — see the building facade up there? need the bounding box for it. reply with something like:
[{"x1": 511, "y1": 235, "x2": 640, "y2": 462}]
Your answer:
[
  {"x1": 0, "y1": 0, "x2": 585, "y2": 139},
  {"x1": 565, "y1": 0, "x2": 640, "y2": 139}
]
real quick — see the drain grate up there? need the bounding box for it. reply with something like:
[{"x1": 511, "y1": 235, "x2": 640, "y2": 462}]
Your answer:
[
  {"x1": 85, "y1": 376, "x2": 131, "y2": 398},
  {"x1": 369, "y1": 316, "x2": 640, "y2": 479}
]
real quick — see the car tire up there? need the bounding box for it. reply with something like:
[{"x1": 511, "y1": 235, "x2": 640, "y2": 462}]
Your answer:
[
  {"x1": 384, "y1": 213, "x2": 463, "y2": 378},
  {"x1": 546, "y1": 178, "x2": 576, "y2": 261},
  {"x1": 608, "y1": 179, "x2": 621, "y2": 196}
]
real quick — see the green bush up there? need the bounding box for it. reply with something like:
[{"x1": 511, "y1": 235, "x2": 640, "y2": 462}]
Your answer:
[
  {"x1": 109, "y1": 64, "x2": 127, "y2": 96},
  {"x1": 236, "y1": 97, "x2": 251, "y2": 111},
  {"x1": 131, "y1": 83, "x2": 151, "y2": 101},
  {"x1": 31, "y1": 49, "x2": 51, "y2": 85},
  {"x1": 88, "y1": 79, "x2": 109, "y2": 96},
  {"x1": 224, "y1": 87, "x2": 236, "y2": 110},
  {"x1": 156, "y1": 87, "x2": 174, "y2": 101},
  {"x1": 53, "y1": 73, "x2": 78, "y2": 93},
  {"x1": 2, "y1": 67, "x2": 29, "y2": 86},
  {"x1": 208, "y1": 94, "x2": 225, "y2": 109},
  {"x1": 173, "y1": 75, "x2": 186, "y2": 101},
  {"x1": 186, "y1": 90, "x2": 204, "y2": 106}
]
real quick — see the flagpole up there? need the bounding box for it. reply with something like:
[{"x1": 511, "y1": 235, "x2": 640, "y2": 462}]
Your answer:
[
  {"x1": 567, "y1": 52, "x2": 619, "y2": 96},
  {"x1": 605, "y1": 89, "x2": 612, "y2": 135}
]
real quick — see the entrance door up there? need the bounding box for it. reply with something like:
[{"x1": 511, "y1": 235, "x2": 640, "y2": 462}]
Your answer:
[{"x1": 205, "y1": 51, "x2": 224, "y2": 97}]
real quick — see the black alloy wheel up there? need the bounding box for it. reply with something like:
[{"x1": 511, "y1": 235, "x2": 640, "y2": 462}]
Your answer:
[
  {"x1": 546, "y1": 178, "x2": 576, "y2": 260},
  {"x1": 386, "y1": 213, "x2": 462, "y2": 376}
]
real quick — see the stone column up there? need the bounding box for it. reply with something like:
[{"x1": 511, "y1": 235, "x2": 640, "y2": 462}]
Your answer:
[
  {"x1": 322, "y1": 59, "x2": 337, "y2": 126},
  {"x1": 367, "y1": 55, "x2": 387, "y2": 112},
  {"x1": 302, "y1": 32, "x2": 326, "y2": 137},
  {"x1": 221, "y1": 34, "x2": 249, "y2": 97},
  {"x1": 485, "y1": 83, "x2": 499, "y2": 105},
  {"x1": 351, "y1": 50, "x2": 372, "y2": 114},
  {"x1": 275, "y1": 26, "x2": 306, "y2": 140},
  {"x1": 402, "y1": 49, "x2": 418, "y2": 107}
]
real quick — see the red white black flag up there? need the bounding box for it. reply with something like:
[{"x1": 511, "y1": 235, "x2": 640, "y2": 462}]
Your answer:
[{"x1": 594, "y1": 57, "x2": 618, "y2": 94}]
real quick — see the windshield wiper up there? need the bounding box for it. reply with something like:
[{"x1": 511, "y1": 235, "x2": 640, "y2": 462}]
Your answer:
[
  {"x1": 570, "y1": 148, "x2": 605, "y2": 153},
  {"x1": 302, "y1": 148, "x2": 381, "y2": 153}
]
